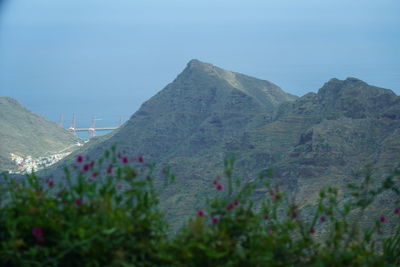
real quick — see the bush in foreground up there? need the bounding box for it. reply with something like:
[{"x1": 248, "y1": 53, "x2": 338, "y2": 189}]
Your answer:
[
  {"x1": 0, "y1": 149, "x2": 399, "y2": 266},
  {"x1": 0, "y1": 148, "x2": 166, "y2": 266}
]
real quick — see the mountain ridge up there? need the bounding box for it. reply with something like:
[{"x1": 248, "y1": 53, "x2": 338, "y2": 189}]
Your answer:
[
  {"x1": 42, "y1": 60, "x2": 400, "y2": 229},
  {"x1": 86, "y1": 59, "x2": 297, "y2": 163},
  {"x1": 179, "y1": 59, "x2": 298, "y2": 109}
]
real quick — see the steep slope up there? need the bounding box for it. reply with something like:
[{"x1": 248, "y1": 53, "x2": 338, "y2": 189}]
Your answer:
[
  {"x1": 228, "y1": 78, "x2": 400, "y2": 223},
  {"x1": 0, "y1": 97, "x2": 81, "y2": 172},
  {"x1": 86, "y1": 59, "x2": 296, "y2": 162},
  {"x1": 50, "y1": 61, "x2": 400, "y2": 229},
  {"x1": 72, "y1": 59, "x2": 297, "y2": 225}
]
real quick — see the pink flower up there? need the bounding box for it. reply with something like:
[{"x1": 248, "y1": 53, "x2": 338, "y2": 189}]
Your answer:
[
  {"x1": 76, "y1": 155, "x2": 84, "y2": 163},
  {"x1": 197, "y1": 210, "x2": 206, "y2": 217},
  {"x1": 91, "y1": 172, "x2": 98, "y2": 178},
  {"x1": 380, "y1": 216, "x2": 386, "y2": 223},
  {"x1": 136, "y1": 155, "x2": 144, "y2": 163},
  {"x1": 75, "y1": 199, "x2": 83, "y2": 206},
  {"x1": 212, "y1": 179, "x2": 219, "y2": 185},
  {"x1": 32, "y1": 227, "x2": 43, "y2": 236},
  {"x1": 32, "y1": 227, "x2": 44, "y2": 242},
  {"x1": 47, "y1": 180, "x2": 54, "y2": 187},
  {"x1": 122, "y1": 157, "x2": 129, "y2": 164},
  {"x1": 211, "y1": 217, "x2": 219, "y2": 224},
  {"x1": 233, "y1": 200, "x2": 240, "y2": 206},
  {"x1": 82, "y1": 164, "x2": 90, "y2": 172},
  {"x1": 264, "y1": 215, "x2": 270, "y2": 220},
  {"x1": 395, "y1": 208, "x2": 400, "y2": 215},
  {"x1": 226, "y1": 203, "x2": 234, "y2": 211},
  {"x1": 216, "y1": 184, "x2": 224, "y2": 191},
  {"x1": 310, "y1": 228, "x2": 316, "y2": 234}
]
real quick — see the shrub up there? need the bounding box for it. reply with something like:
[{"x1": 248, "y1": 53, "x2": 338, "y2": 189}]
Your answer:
[
  {"x1": 163, "y1": 159, "x2": 400, "y2": 266},
  {"x1": 0, "y1": 147, "x2": 168, "y2": 266},
  {"x1": 0, "y1": 150, "x2": 399, "y2": 266}
]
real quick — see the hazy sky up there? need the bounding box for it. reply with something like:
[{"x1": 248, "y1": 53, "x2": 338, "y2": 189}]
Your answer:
[{"x1": 0, "y1": 0, "x2": 399, "y2": 131}]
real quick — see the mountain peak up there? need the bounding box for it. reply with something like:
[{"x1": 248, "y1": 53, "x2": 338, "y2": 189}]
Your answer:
[
  {"x1": 187, "y1": 58, "x2": 206, "y2": 66},
  {"x1": 325, "y1": 77, "x2": 365, "y2": 87},
  {"x1": 185, "y1": 59, "x2": 214, "y2": 71},
  {"x1": 319, "y1": 77, "x2": 369, "y2": 99},
  {"x1": 315, "y1": 77, "x2": 397, "y2": 119},
  {"x1": 345, "y1": 77, "x2": 363, "y2": 83},
  {"x1": 172, "y1": 60, "x2": 297, "y2": 109},
  {"x1": 319, "y1": 77, "x2": 394, "y2": 98}
]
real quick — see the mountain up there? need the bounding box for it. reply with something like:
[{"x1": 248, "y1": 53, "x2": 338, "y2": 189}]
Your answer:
[
  {"x1": 62, "y1": 59, "x2": 296, "y2": 224},
  {"x1": 87, "y1": 59, "x2": 296, "y2": 159},
  {"x1": 50, "y1": 60, "x2": 400, "y2": 228},
  {"x1": 228, "y1": 77, "x2": 400, "y2": 207},
  {"x1": 0, "y1": 97, "x2": 81, "y2": 172}
]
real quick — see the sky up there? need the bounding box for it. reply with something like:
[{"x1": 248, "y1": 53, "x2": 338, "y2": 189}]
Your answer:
[{"x1": 0, "y1": 0, "x2": 399, "y2": 135}]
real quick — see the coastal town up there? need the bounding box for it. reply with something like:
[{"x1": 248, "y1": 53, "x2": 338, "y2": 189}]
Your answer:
[
  {"x1": 10, "y1": 152, "x2": 72, "y2": 173},
  {"x1": 8, "y1": 141, "x2": 84, "y2": 174}
]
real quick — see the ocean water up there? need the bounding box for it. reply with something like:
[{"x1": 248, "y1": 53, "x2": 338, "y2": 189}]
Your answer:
[{"x1": 74, "y1": 129, "x2": 114, "y2": 141}]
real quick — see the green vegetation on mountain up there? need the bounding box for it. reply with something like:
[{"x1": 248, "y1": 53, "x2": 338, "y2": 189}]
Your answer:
[
  {"x1": 49, "y1": 60, "x2": 400, "y2": 229},
  {"x1": 0, "y1": 97, "x2": 80, "y2": 172}
]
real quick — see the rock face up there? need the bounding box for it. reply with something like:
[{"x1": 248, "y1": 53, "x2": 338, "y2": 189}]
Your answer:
[
  {"x1": 0, "y1": 97, "x2": 81, "y2": 172},
  {"x1": 58, "y1": 60, "x2": 400, "y2": 227},
  {"x1": 232, "y1": 77, "x2": 400, "y2": 207},
  {"x1": 91, "y1": 59, "x2": 296, "y2": 159}
]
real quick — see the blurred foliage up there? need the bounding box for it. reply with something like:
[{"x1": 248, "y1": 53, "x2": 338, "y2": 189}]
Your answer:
[{"x1": 0, "y1": 148, "x2": 399, "y2": 266}]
